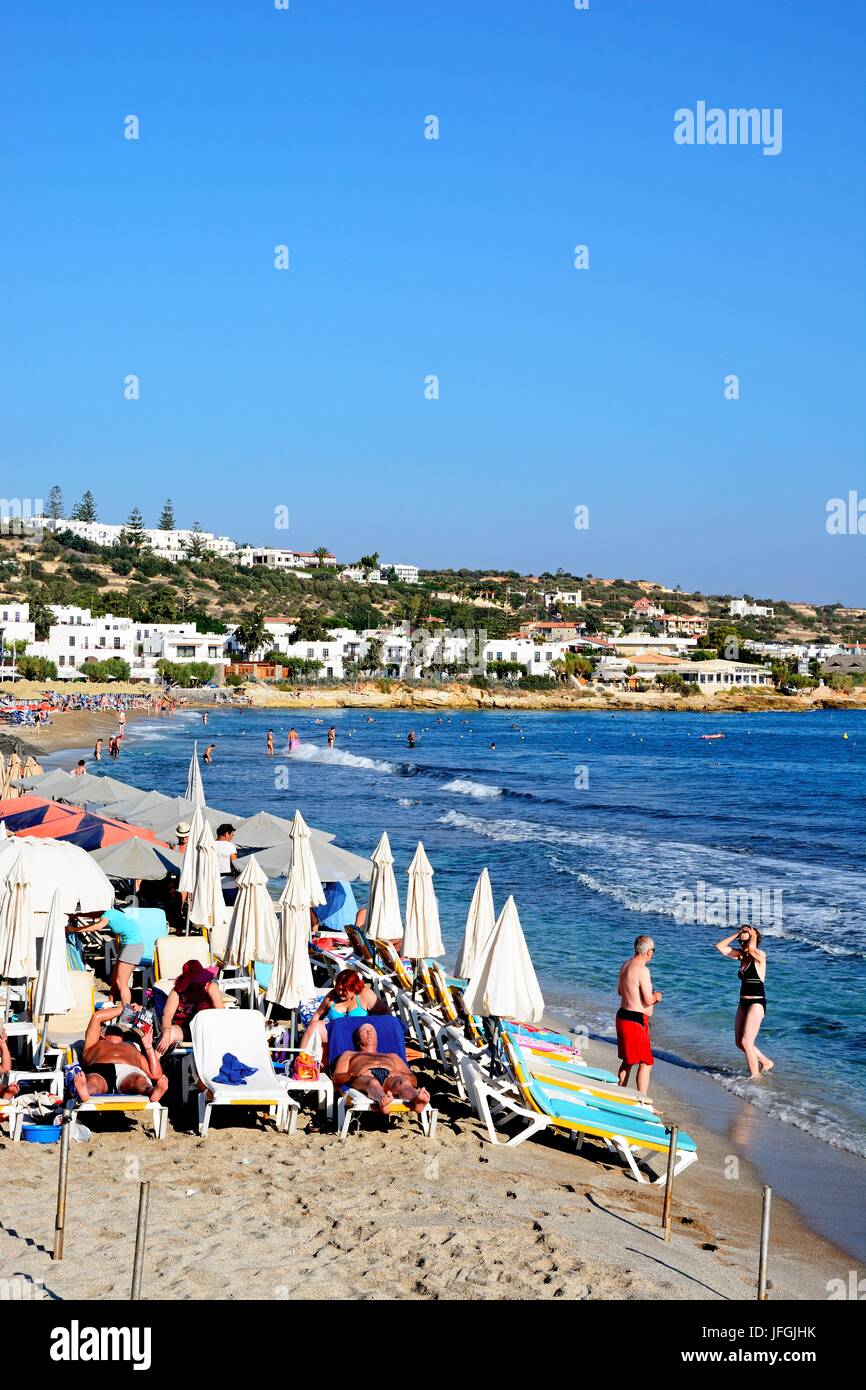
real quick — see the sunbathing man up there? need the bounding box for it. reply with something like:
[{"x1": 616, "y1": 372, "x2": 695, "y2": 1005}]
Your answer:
[
  {"x1": 331, "y1": 1022, "x2": 430, "y2": 1114},
  {"x1": 68, "y1": 1004, "x2": 168, "y2": 1104}
]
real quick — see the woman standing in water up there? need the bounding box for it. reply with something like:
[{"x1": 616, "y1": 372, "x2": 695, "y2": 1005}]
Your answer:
[{"x1": 715, "y1": 925, "x2": 774, "y2": 1078}]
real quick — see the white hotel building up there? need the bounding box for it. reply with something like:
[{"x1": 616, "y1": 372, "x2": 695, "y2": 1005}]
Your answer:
[
  {"x1": 237, "y1": 620, "x2": 585, "y2": 680},
  {"x1": 25, "y1": 606, "x2": 229, "y2": 681}
]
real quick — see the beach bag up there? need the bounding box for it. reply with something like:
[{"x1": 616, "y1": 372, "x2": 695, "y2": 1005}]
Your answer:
[{"x1": 291, "y1": 1051, "x2": 321, "y2": 1082}]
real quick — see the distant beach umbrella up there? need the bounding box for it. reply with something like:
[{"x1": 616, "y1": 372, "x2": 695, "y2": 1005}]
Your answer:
[
  {"x1": 91, "y1": 837, "x2": 182, "y2": 881},
  {"x1": 366, "y1": 831, "x2": 403, "y2": 943},
  {"x1": 185, "y1": 741, "x2": 206, "y2": 808},
  {"x1": 225, "y1": 855, "x2": 279, "y2": 968},
  {"x1": 454, "y1": 867, "x2": 496, "y2": 979},
  {"x1": 13, "y1": 768, "x2": 76, "y2": 798},
  {"x1": 268, "y1": 861, "x2": 316, "y2": 1009},
  {"x1": 289, "y1": 810, "x2": 325, "y2": 908},
  {"x1": 243, "y1": 836, "x2": 372, "y2": 885},
  {"x1": 177, "y1": 803, "x2": 206, "y2": 897},
  {"x1": 403, "y1": 842, "x2": 444, "y2": 959},
  {"x1": 233, "y1": 809, "x2": 336, "y2": 848},
  {"x1": 0, "y1": 837, "x2": 113, "y2": 916},
  {"x1": 0, "y1": 844, "x2": 35, "y2": 985},
  {"x1": 187, "y1": 819, "x2": 224, "y2": 933},
  {"x1": 462, "y1": 895, "x2": 544, "y2": 1024},
  {"x1": 31, "y1": 888, "x2": 73, "y2": 1019}
]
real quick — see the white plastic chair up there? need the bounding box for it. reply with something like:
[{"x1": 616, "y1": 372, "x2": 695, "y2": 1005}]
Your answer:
[{"x1": 190, "y1": 1010, "x2": 299, "y2": 1137}]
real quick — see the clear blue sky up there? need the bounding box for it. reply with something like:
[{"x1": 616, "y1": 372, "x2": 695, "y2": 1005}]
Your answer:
[{"x1": 1, "y1": 1, "x2": 863, "y2": 603}]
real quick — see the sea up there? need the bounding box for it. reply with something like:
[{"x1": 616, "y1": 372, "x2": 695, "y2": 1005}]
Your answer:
[{"x1": 87, "y1": 704, "x2": 866, "y2": 1162}]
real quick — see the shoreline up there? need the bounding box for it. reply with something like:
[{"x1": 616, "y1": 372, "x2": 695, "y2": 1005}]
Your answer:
[
  {"x1": 6, "y1": 705, "x2": 864, "y2": 1297},
  {"x1": 4, "y1": 677, "x2": 866, "y2": 717}
]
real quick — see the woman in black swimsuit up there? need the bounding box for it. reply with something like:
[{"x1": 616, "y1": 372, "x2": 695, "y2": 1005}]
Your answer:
[{"x1": 714, "y1": 925, "x2": 774, "y2": 1078}]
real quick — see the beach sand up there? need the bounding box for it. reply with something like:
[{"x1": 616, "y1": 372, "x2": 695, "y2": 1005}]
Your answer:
[
  {"x1": 1, "y1": 705, "x2": 859, "y2": 1301},
  {"x1": 0, "y1": 1033, "x2": 851, "y2": 1303}
]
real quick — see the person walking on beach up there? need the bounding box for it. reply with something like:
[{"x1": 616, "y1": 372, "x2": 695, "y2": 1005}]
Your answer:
[
  {"x1": 327, "y1": 726, "x2": 336, "y2": 748},
  {"x1": 715, "y1": 926, "x2": 773, "y2": 1079},
  {"x1": 116, "y1": 708, "x2": 126, "y2": 739},
  {"x1": 266, "y1": 729, "x2": 274, "y2": 757},
  {"x1": 615, "y1": 935, "x2": 662, "y2": 1095}
]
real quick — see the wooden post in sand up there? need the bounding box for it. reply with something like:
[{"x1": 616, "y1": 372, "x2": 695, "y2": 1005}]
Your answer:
[
  {"x1": 130, "y1": 1181, "x2": 151, "y2": 1300},
  {"x1": 661, "y1": 1124, "x2": 678, "y2": 1242},
  {"x1": 52, "y1": 1116, "x2": 72, "y2": 1260},
  {"x1": 757, "y1": 1185, "x2": 772, "y2": 1300}
]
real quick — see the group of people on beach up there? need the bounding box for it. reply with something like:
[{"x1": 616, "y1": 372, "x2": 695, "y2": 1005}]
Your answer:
[{"x1": 616, "y1": 927, "x2": 772, "y2": 1093}]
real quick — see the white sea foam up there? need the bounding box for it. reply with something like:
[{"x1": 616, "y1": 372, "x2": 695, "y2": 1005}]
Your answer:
[
  {"x1": 439, "y1": 809, "x2": 866, "y2": 959},
  {"x1": 441, "y1": 777, "x2": 504, "y2": 800},
  {"x1": 286, "y1": 744, "x2": 398, "y2": 775}
]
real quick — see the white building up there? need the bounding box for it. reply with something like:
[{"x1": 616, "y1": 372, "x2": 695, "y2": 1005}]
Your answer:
[
  {"x1": 43, "y1": 517, "x2": 337, "y2": 570},
  {"x1": 674, "y1": 658, "x2": 772, "y2": 688},
  {"x1": 730, "y1": 598, "x2": 775, "y2": 619},
  {"x1": 381, "y1": 563, "x2": 419, "y2": 584},
  {"x1": 340, "y1": 566, "x2": 387, "y2": 586},
  {"x1": 45, "y1": 517, "x2": 239, "y2": 563},
  {"x1": 543, "y1": 589, "x2": 582, "y2": 609},
  {"x1": 24, "y1": 605, "x2": 228, "y2": 681},
  {"x1": 611, "y1": 633, "x2": 698, "y2": 658},
  {"x1": 0, "y1": 600, "x2": 37, "y2": 648}
]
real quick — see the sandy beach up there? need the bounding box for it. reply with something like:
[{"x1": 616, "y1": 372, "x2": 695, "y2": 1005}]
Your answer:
[
  {"x1": 0, "y1": 1028, "x2": 851, "y2": 1303},
  {"x1": 1, "y1": 703, "x2": 861, "y2": 1303}
]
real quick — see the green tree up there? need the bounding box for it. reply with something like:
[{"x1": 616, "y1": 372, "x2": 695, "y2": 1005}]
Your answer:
[
  {"x1": 292, "y1": 614, "x2": 334, "y2": 643},
  {"x1": 47, "y1": 485, "x2": 64, "y2": 520},
  {"x1": 158, "y1": 499, "x2": 176, "y2": 530},
  {"x1": 122, "y1": 506, "x2": 148, "y2": 550},
  {"x1": 233, "y1": 607, "x2": 268, "y2": 658},
  {"x1": 17, "y1": 655, "x2": 58, "y2": 681},
  {"x1": 24, "y1": 592, "x2": 56, "y2": 640},
  {"x1": 358, "y1": 552, "x2": 380, "y2": 571},
  {"x1": 156, "y1": 659, "x2": 216, "y2": 688},
  {"x1": 84, "y1": 657, "x2": 131, "y2": 682},
  {"x1": 71, "y1": 490, "x2": 98, "y2": 522},
  {"x1": 313, "y1": 545, "x2": 332, "y2": 564},
  {"x1": 362, "y1": 637, "x2": 383, "y2": 675},
  {"x1": 183, "y1": 522, "x2": 207, "y2": 560}
]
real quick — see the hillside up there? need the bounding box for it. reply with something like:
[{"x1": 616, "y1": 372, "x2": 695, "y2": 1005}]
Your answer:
[{"x1": 1, "y1": 529, "x2": 864, "y2": 647}]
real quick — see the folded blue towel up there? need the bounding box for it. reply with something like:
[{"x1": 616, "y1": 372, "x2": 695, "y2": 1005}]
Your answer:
[{"x1": 213, "y1": 1052, "x2": 257, "y2": 1085}]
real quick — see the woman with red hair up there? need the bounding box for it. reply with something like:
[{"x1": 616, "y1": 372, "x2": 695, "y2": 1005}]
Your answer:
[{"x1": 298, "y1": 968, "x2": 388, "y2": 1058}]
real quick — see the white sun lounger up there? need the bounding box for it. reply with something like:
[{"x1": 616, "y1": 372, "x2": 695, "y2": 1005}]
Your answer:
[{"x1": 190, "y1": 1010, "x2": 299, "y2": 1137}]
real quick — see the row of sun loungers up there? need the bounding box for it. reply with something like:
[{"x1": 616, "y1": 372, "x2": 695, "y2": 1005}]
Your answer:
[{"x1": 2, "y1": 922, "x2": 697, "y2": 1183}]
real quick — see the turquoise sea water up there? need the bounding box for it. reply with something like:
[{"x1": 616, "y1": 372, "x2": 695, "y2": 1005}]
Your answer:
[{"x1": 104, "y1": 705, "x2": 866, "y2": 1158}]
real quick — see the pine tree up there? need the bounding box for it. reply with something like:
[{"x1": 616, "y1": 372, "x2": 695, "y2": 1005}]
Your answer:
[
  {"x1": 123, "y1": 506, "x2": 148, "y2": 550},
  {"x1": 47, "y1": 485, "x2": 64, "y2": 520},
  {"x1": 183, "y1": 522, "x2": 207, "y2": 560},
  {"x1": 71, "y1": 490, "x2": 98, "y2": 522},
  {"x1": 158, "y1": 499, "x2": 175, "y2": 530}
]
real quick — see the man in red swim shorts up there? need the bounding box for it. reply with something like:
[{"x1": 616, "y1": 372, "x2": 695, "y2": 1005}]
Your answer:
[{"x1": 616, "y1": 935, "x2": 662, "y2": 1095}]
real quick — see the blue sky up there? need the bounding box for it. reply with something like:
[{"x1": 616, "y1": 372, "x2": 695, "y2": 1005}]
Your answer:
[{"x1": 1, "y1": 1, "x2": 863, "y2": 603}]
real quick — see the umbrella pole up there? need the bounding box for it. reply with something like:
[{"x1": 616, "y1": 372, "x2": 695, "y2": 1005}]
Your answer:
[{"x1": 290, "y1": 1008, "x2": 297, "y2": 1050}]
